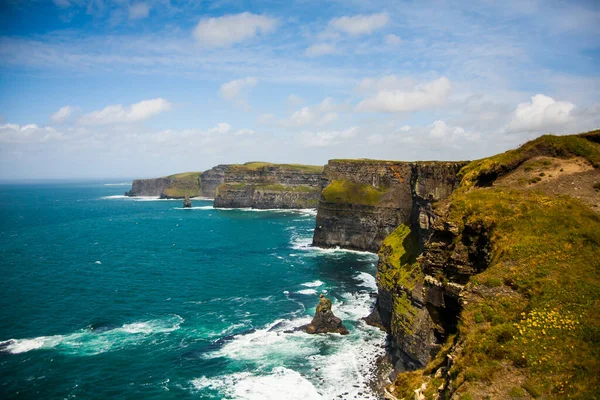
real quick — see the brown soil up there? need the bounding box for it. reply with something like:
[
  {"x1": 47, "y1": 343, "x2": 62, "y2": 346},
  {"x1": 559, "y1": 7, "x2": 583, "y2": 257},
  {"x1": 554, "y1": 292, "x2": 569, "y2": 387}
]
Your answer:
[{"x1": 494, "y1": 156, "x2": 600, "y2": 211}]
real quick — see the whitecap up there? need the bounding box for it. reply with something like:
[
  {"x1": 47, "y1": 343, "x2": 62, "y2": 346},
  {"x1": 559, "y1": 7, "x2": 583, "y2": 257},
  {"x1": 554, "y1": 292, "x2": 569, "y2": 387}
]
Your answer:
[
  {"x1": 1, "y1": 315, "x2": 184, "y2": 355},
  {"x1": 290, "y1": 235, "x2": 378, "y2": 258},
  {"x1": 354, "y1": 271, "x2": 377, "y2": 291},
  {"x1": 297, "y1": 289, "x2": 318, "y2": 295},
  {"x1": 301, "y1": 280, "x2": 324, "y2": 288},
  {"x1": 103, "y1": 182, "x2": 131, "y2": 186}
]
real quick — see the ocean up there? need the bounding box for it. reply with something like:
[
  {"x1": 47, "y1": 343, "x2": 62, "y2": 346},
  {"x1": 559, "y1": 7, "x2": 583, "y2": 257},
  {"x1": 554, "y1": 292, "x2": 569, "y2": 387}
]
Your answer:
[{"x1": 0, "y1": 182, "x2": 386, "y2": 399}]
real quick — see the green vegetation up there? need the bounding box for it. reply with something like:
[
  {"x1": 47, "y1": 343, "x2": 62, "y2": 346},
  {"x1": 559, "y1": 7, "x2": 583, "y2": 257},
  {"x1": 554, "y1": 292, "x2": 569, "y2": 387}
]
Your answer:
[
  {"x1": 444, "y1": 188, "x2": 600, "y2": 397},
  {"x1": 321, "y1": 179, "x2": 389, "y2": 206},
  {"x1": 162, "y1": 171, "x2": 202, "y2": 197},
  {"x1": 458, "y1": 130, "x2": 600, "y2": 190},
  {"x1": 228, "y1": 161, "x2": 323, "y2": 174},
  {"x1": 377, "y1": 224, "x2": 420, "y2": 291},
  {"x1": 388, "y1": 131, "x2": 600, "y2": 398}
]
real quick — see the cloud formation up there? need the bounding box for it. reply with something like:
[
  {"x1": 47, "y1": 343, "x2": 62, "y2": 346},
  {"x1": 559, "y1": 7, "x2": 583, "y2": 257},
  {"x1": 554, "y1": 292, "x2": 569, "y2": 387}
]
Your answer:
[
  {"x1": 219, "y1": 77, "x2": 257, "y2": 110},
  {"x1": 51, "y1": 105, "x2": 75, "y2": 123},
  {"x1": 357, "y1": 77, "x2": 452, "y2": 112},
  {"x1": 0, "y1": 124, "x2": 64, "y2": 144},
  {"x1": 506, "y1": 94, "x2": 575, "y2": 133},
  {"x1": 299, "y1": 127, "x2": 359, "y2": 147},
  {"x1": 193, "y1": 13, "x2": 277, "y2": 47},
  {"x1": 305, "y1": 43, "x2": 336, "y2": 57},
  {"x1": 79, "y1": 98, "x2": 171, "y2": 125},
  {"x1": 329, "y1": 13, "x2": 389, "y2": 35}
]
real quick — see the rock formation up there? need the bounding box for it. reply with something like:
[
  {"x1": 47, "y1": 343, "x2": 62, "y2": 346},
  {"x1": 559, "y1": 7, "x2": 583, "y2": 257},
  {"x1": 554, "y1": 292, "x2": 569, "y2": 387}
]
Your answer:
[
  {"x1": 213, "y1": 162, "x2": 324, "y2": 209},
  {"x1": 312, "y1": 160, "x2": 467, "y2": 252},
  {"x1": 302, "y1": 294, "x2": 349, "y2": 335},
  {"x1": 125, "y1": 172, "x2": 202, "y2": 198},
  {"x1": 200, "y1": 165, "x2": 229, "y2": 198},
  {"x1": 183, "y1": 194, "x2": 192, "y2": 208}
]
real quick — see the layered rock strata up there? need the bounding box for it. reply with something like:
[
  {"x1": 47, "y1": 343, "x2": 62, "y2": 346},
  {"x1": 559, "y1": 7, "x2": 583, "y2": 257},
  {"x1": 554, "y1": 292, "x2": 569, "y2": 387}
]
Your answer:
[
  {"x1": 213, "y1": 163, "x2": 323, "y2": 209},
  {"x1": 312, "y1": 160, "x2": 467, "y2": 252}
]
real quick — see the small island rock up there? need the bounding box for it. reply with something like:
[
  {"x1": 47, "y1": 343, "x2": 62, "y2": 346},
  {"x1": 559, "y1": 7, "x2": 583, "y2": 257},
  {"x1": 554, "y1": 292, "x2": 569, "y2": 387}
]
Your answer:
[
  {"x1": 183, "y1": 194, "x2": 192, "y2": 208},
  {"x1": 302, "y1": 294, "x2": 349, "y2": 335}
]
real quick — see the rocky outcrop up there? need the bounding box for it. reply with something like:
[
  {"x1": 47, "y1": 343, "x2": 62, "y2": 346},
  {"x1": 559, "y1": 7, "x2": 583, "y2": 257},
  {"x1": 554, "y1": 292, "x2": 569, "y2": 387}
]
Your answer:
[
  {"x1": 312, "y1": 160, "x2": 467, "y2": 252},
  {"x1": 200, "y1": 165, "x2": 229, "y2": 198},
  {"x1": 125, "y1": 177, "x2": 171, "y2": 197},
  {"x1": 370, "y1": 218, "x2": 490, "y2": 372},
  {"x1": 213, "y1": 163, "x2": 323, "y2": 209},
  {"x1": 183, "y1": 194, "x2": 192, "y2": 208},
  {"x1": 125, "y1": 172, "x2": 202, "y2": 199},
  {"x1": 301, "y1": 294, "x2": 349, "y2": 335}
]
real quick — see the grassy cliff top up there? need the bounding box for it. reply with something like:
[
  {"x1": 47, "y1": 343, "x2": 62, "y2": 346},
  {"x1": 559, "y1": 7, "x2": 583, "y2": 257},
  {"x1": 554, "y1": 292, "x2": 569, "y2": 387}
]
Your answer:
[
  {"x1": 166, "y1": 171, "x2": 203, "y2": 180},
  {"x1": 162, "y1": 171, "x2": 202, "y2": 198},
  {"x1": 389, "y1": 130, "x2": 600, "y2": 398},
  {"x1": 329, "y1": 158, "x2": 468, "y2": 165},
  {"x1": 228, "y1": 162, "x2": 323, "y2": 173},
  {"x1": 321, "y1": 179, "x2": 389, "y2": 206},
  {"x1": 458, "y1": 130, "x2": 600, "y2": 190}
]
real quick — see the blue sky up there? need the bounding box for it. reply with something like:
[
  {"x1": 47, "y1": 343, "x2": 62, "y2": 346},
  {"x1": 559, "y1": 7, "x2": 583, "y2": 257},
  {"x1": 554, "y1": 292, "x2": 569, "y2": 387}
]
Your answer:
[{"x1": 0, "y1": 0, "x2": 599, "y2": 179}]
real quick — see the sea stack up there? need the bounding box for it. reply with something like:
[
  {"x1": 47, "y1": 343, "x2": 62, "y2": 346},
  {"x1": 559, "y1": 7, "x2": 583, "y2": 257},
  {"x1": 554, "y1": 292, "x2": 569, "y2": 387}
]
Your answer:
[
  {"x1": 302, "y1": 294, "x2": 349, "y2": 335},
  {"x1": 183, "y1": 194, "x2": 192, "y2": 208}
]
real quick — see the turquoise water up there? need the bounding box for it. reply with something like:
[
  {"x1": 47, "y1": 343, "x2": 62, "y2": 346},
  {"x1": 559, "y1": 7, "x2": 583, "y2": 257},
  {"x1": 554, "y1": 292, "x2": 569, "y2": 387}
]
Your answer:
[{"x1": 0, "y1": 182, "x2": 385, "y2": 399}]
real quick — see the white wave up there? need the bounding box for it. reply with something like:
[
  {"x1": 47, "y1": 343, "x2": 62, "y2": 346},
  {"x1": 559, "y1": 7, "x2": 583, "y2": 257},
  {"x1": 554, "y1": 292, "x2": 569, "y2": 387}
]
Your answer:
[
  {"x1": 171, "y1": 206, "x2": 213, "y2": 210},
  {"x1": 297, "y1": 289, "x2": 318, "y2": 295},
  {"x1": 100, "y1": 195, "x2": 181, "y2": 201},
  {"x1": 213, "y1": 207, "x2": 317, "y2": 216},
  {"x1": 290, "y1": 235, "x2": 378, "y2": 257},
  {"x1": 103, "y1": 182, "x2": 131, "y2": 186},
  {"x1": 1, "y1": 315, "x2": 183, "y2": 355},
  {"x1": 301, "y1": 280, "x2": 324, "y2": 288},
  {"x1": 197, "y1": 286, "x2": 385, "y2": 399},
  {"x1": 94, "y1": 261, "x2": 102, "y2": 265},
  {"x1": 354, "y1": 271, "x2": 377, "y2": 291}
]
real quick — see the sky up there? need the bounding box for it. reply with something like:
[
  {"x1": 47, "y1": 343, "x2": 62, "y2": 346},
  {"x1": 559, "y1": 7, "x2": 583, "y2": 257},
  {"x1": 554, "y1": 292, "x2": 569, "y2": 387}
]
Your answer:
[{"x1": 0, "y1": 0, "x2": 599, "y2": 179}]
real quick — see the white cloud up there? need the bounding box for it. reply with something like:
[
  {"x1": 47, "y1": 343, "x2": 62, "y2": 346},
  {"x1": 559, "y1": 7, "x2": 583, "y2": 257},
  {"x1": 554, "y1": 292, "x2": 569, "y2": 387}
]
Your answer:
[
  {"x1": 305, "y1": 43, "x2": 336, "y2": 57},
  {"x1": 299, "y1": 127, "x2": 359, "y2": 147},
  {"x1": 329, "y1": 13, "x2": 389, "y2": 35},
  {"x1": 287, "y1": 94, "x2": 304, "y2": 107},
  {"x1": 0, "y1": 123, "x2": 64, "y2": 144},
  {"x1": 357, "y1": 77, "x2": 452, "y2": 112},
  {"x1": 506, "y1": 94, "x2": 575, "y2": 133},
  {"x1": 128, "y1": 3, "x2": 150, "y2": 20},
  {"x1": 257, "y1": 113, "x2": 275, "y2": 125},
  {"x1": 384, "y1": 34, "x2": 402, "y2": 45},
  {"x1": 219, "y1": 77, "x2": 257, "y2": 101},
  {"x1": 284, "y1": 97, "x2": 345, "y2": 127},
  {"x1": 356, "y1": 75, "x2": 415, "y2": 93},
  {"x1": 209, "y1": 122, "x2": 232, "y2": 134},
  {"x1": 235, "y1": 128, "x2": 255, "y2": 136},
  {"x1": 193, "y1": 12, "x2": 277, "y2": 47},
  {"x1": 79, "y1": 98, "x2": 171, "y2": 125},
  {"x1": 51, "y1": 105, "x2": 75, "y2": 123}
]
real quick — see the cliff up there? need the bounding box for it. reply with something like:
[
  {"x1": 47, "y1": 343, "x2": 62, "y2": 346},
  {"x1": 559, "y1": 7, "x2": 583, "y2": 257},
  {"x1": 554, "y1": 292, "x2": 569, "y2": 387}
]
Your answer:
[
  {"x1": 199, "y1": 165, "x2": 229, "y2": 198},
  {"x1": 374, "y1": 131, "x2": 600, "y2": 399},
  {"x1": 213, "y1": 162, "x2": 324, "y2": 209},
  {"x1": 125, "y1": 172, "x2": 202, "y2": 198},
  {"x1": 312, "y1": 160, "x2": 467, "y2": 252}
]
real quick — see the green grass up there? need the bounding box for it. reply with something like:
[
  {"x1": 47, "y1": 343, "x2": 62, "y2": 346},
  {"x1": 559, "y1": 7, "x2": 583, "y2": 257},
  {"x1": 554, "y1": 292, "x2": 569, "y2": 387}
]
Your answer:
[
  {"x1": 458, "y1": 131, "x2": 600, "y2": 190},
  {"x1": 161, "y1": 171, "x2": 202, "y2": 197},
  {"x1": 321, "y1": 179, "x2": 388, "y2": 206},
  {"x1": 228, "y1": 162, "x2": 323, "y2": 174},
  {"x1": 444, "y1": 188, "x2": 600, "y2": 398}
]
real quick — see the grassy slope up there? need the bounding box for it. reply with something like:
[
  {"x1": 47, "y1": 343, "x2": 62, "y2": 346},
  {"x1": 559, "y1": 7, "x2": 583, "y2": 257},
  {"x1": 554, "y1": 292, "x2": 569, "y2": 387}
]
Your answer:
[
  {"x1": 322, "y1": 179, "x2": 389, "y2": 206},
  {"x1": 162, "y1": 171, "x2": 202, "y2": 197},
  {"x1": 228, "y1": 161, "x2": 323, "y2": 174},
  {"x1": 388, "y1": 131, "x2": 600, "y2": 399}
]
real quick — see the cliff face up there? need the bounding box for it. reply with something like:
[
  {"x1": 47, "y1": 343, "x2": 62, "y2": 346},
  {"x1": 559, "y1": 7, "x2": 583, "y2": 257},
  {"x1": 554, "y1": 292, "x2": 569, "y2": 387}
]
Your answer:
[
  {"x1": 312, "y1": 160, "x2": 467, "y2": 252},
  {"x1": 213, "y1": 162, "x2": 323, "y2": 209},
  {"x1": 125, "y1": 172, "x2": 202, "y2": 198},
  {"x1": 200, "y1": 165, "x2": 229, "y2": 198},
  {"x1": 377, "y1": 131, "x2": 600, "y2": 399}
]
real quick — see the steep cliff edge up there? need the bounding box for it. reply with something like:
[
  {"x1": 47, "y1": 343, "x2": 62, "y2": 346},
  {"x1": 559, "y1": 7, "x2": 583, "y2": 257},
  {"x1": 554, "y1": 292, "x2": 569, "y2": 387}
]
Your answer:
[
  {"x1": 125, "y1": 172, "x2": 202, "y2": 198},
  {"x1": 213, "y1": 162, "x2": 323, "y2": 209},
  {"x1": 200, "y1": 165, "x2": 229, "y2": 198},
  {"x1": 312, "y1": 160, "x2": 467, "y2": 252},
  {"x1": 377, "y1": 131, "x2": 600, "y2": 399}
]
